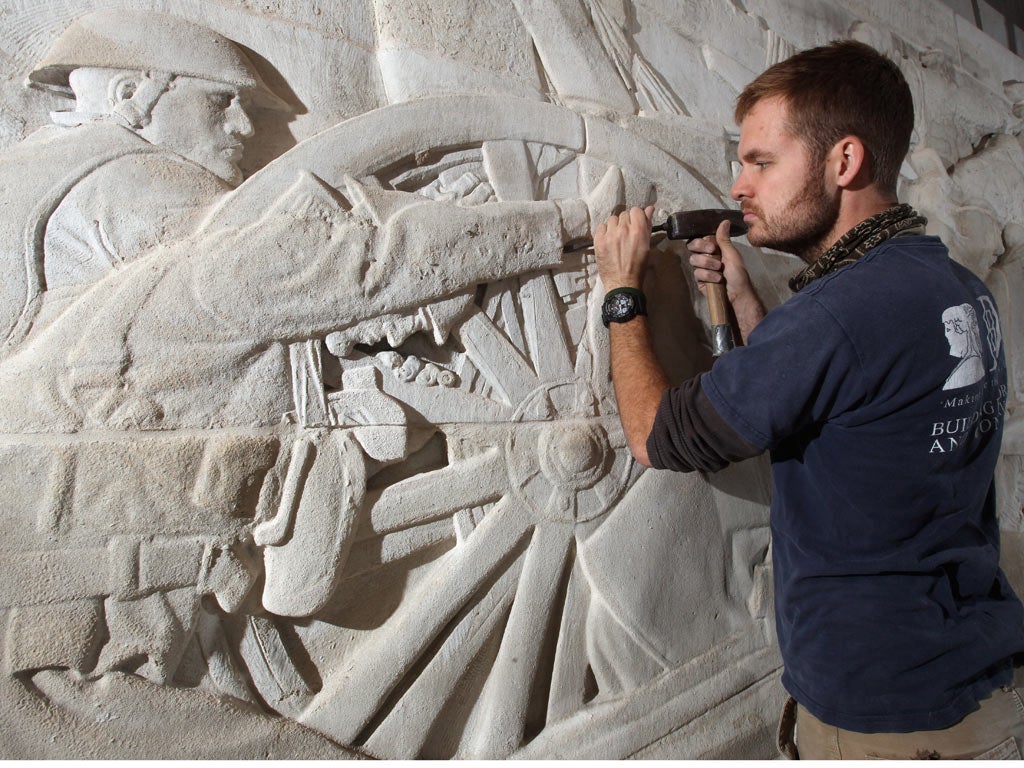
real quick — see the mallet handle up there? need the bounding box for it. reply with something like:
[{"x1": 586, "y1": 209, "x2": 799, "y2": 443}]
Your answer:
[
  {"x1": 707, "y1": 282, "x2": 729, "y2": 326},
  {"x1": 706, "y1": 282, "x2": 735, "y2": 356}
]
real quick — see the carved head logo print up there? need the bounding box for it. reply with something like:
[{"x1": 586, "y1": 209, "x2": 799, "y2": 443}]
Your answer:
[{"x1": 942, "y1": 302, "x2": 986, "y2": 391}]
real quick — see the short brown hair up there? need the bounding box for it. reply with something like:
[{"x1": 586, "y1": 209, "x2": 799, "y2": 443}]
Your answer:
[{"x1": 735, "y1": 40, "x2": 913, "y2": 195}]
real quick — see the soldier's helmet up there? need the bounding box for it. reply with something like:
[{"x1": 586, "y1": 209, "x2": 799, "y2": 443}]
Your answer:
[{"x1": 27, "y1": 9, "x2": 288, "y2": 110}]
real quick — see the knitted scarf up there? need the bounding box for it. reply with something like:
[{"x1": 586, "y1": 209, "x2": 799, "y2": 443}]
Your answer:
[{"x1": 788, "y1": 203, "x2": 928, "y2": 292}]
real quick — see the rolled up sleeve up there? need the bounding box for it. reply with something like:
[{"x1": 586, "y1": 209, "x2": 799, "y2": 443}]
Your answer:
[{"x1": 646, "y1": 374, "x2": 762, "y2": 472}]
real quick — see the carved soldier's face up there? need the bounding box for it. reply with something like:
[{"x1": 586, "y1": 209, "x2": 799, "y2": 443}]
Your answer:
[
  {"x1": 141, "y1": 76, "x2": 254, "y2": 186},
  {"x1": 731, "y1": 96, "x2": 840, "y2": 263}
]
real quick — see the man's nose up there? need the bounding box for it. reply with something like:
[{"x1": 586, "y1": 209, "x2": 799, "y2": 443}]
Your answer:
[
  {"x1": 730, "y1": 166, "x2": 750, "y2": 201},
  {"x1": 226, "y1": 99, "x2": 254, "y2": 138}
]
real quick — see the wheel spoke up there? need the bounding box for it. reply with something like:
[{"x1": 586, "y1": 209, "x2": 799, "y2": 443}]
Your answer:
[
  {"x1": 482, "y1": 281, "x2": 527, "y2": 357},
  {"x1": 377, "y1": 374, "x2": 511, "y2": 424},
  {"x1": 459, "y1": 522, "x2": 574, "y2": 757},
  {"x1": 545, "y1": 547, "x2": 591, "y2": 724},
  {"x1": 344, "y1": 517, "x2": 455, "y2": 579},
  {"x1": 456, "y1": 307, "x2": 540, "y2": 407},
  {"x1": 368, "y1": 448, "x2": 508, "y2": 534},
  {"x1": 300, "y1": 498, "x2": 531, "y2": 743},
  {"x1": 481, "y1": 140, "x2": 537, "y2": 201},
  {"x1": 521, "y1": 273, "x2": 574, "y2": 383},
  {"x1": 361, "y1": 557, "x2": 522, "y2": 758}
]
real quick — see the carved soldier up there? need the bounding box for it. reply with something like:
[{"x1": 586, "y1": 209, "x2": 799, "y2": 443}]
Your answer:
[
  {"x1": 0, "y1": 9, "x2": 289, "y2": 699},
  {"x1": 0, "y1": 9, "x2": 286, "y2": 353}
]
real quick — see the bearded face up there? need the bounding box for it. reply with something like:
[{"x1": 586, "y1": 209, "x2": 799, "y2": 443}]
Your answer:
[
  {"x1": 743, "y1": 159, "x2": 841, "y2": 262},
  {"x1": 732, "y1": 96, "x2": 842, "y2": 264}
]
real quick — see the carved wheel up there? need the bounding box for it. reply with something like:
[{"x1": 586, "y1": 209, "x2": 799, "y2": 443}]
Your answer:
[{"x1": 206, "y1": 95, "x2": 767, "y2": 758}]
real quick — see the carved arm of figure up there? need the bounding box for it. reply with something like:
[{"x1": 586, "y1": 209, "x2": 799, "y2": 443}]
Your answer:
[
  {"x1": 0, "y1": 166, "x2": 623, "y2": 432},
  {"x1": 149, "y1": 166, "x2": 624, "y2": 348}
]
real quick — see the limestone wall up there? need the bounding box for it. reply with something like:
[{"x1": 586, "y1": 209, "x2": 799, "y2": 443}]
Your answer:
[{"x1": 0, "y1": 0, "x2": 1020, "y2": 759}]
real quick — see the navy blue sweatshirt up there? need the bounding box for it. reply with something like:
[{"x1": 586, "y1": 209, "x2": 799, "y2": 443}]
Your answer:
[{"x1": 648, "y1": 235, "x2": 1024, "y2": 732}]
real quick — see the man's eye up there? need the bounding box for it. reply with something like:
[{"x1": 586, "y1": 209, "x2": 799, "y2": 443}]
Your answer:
[
  {"x1": 755, "y1": 162, "x2": 771, "y2": 170},
  {"x1": 210, "y1": 94, "x2": 233, "y2": 109}
]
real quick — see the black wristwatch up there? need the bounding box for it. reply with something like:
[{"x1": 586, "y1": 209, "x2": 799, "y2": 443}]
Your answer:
[{"x1": 602, "y1": 287, "x2": 647, "y2": 327}]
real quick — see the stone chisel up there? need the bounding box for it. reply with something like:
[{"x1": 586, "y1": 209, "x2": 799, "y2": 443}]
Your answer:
[{"x1": 567, "y1": 208, "x2": 748, "y2": 356}]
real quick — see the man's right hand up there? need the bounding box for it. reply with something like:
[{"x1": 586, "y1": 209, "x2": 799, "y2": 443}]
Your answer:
[
  {"x1": 687, "y1": 218, "x2": 766, "y2": 343},
  {"x1": 686, "y1": 219, "x2": 753, "y2": 302}
]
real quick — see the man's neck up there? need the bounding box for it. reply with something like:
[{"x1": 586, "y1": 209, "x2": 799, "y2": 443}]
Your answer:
[{"x1": 804, "y1": 193, "x2": 899, "y2": 264}]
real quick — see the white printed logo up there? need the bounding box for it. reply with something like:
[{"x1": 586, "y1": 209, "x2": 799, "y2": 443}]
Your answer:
[
  {"x1": 931, "y1": 299, "x2": 1006, "y2": 453},
  {"x1": 941, "y1": 303, "x2": 985, "y2": 390}
]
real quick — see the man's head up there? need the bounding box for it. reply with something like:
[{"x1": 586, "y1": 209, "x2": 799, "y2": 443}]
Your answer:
[
  {"x1": 29, "y1": 10, "x2": 286, "y2": 186},
  {"x1": 736, "y1": 40, "x2": 913, "y2": 198},
  {"x1": 730, "y1": 40, "x2": 914, "y2": 260}
]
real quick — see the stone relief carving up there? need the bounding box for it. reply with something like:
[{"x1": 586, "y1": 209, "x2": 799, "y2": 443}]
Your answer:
[
  {"x1": 0, "y1": 10, "x2": 290, "y2": 354},
  {"x1": 0, "y1": 0, "x2": 1021, "y2": 760}
]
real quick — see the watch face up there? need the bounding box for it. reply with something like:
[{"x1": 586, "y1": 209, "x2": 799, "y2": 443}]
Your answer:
[
  {"x1": 602, "y1": 291, "x2": 644, "y2": 326},
  {"x1": 609, "y1": 293, "x2": 635, "y2": 319}
]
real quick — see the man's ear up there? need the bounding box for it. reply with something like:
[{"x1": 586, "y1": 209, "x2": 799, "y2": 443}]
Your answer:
[{"x1": 831, "y1": 135, "x2": 868, "y2": 189}]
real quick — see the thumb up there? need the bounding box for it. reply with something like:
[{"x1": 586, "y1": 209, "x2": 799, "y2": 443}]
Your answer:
[
  {"x1": 715, "y1": 218, "x2": 734, "y2": 248},
  {"x1": 715, "y1": 218, "x2": 743, "y2": 264}
]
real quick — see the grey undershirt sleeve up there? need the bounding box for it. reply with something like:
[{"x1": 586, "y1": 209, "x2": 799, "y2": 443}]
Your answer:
[{"x1": 645, "y1": 374, "x2": 762, "y2": 472}]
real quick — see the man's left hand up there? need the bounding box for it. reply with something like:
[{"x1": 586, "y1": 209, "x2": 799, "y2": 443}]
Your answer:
[{"x1": 593, "y1": 205, "x2": 655, "y2": 292}]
